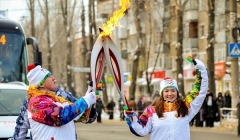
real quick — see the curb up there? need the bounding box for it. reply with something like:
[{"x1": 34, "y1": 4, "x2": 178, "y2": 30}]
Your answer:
[
  {"x1": 100, "y1": 118, "x2": 237, "y2": 134},
  {"x1": 190, "y1": 126, "x2": 236, "y2": 134}
]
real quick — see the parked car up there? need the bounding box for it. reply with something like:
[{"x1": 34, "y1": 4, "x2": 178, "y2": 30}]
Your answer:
[{"x1": 0, "y1": 82, "x2": 30, "y2": 140}]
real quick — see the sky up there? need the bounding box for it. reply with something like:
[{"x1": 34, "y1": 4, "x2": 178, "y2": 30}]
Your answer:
[{"x1": 0, "y1": 0, "x2": 28, "y2": 22}]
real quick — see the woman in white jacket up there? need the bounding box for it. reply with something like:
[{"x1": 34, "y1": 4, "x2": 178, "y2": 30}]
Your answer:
[{"x1": 125, "y1": 58, "x2": 208, "y2": 140}]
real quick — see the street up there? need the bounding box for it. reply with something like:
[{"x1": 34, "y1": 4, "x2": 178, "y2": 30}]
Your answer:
[{"x1": 76, "y1": 119, "x2": 239, "y2": 140}]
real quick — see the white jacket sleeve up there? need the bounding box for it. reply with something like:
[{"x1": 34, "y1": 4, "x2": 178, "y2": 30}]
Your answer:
[
  {"x1": 185, "y1": 59, "x2": 208, "y2": 121},
  {"x1": 126, "y1": 107, "x2": 153, "y2": 137}
]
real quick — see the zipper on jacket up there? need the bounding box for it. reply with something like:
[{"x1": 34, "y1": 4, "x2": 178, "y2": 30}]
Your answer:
[{"x1": 168, "y1": 102, "x2": 174, "y2": 140}]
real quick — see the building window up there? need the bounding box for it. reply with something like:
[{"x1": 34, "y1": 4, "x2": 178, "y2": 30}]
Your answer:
[
  {"x1": 199, "y1": 0, "x2": 204, "y2": 11},
  {"x1": 219, "y1": 18, "x2": 225, "y2": 31},
  {"x1": 199, "y1": 25, "x2": 204, "y2": 38},
  {"x1": 172, "y1": 57, "x2": 177, "y2": 70},
  {"x1": 163, "y1": 55, "x2": 171, "y2": 69},
  {"x1": 189, "y1": 22, "x2": 198, "y2": 38},
  {"x1": 225, "y1": 14, "x2": 230, "y2": 28},
  {"x1": 149, "y1": 59, "x2": 153, "y2": 67},
  {"x1": 226, "y1": 31, "x2": 230, "y2": 43},
  {"x1": 163, "y1": 29, "x2": 169, "y2": 43},
  {"x1": 186, "y1": 0, "x2": 198, "y2": 10},
  {"x1": 121, "y1": 50, "x2": 127, "y2": 59},
  {"x1": 172, "y1": 31, "x2": 177, "y2": 43},
  {"x1": 170, "y1": 6, "x2": 176, "y2": 16},
  {"x1": 215, "y1": 17, "x2": 220, "y2": 32},
  {"x1": 215, "y1": 44, "x2": 226, "y2": 61},
  {"x1": 154, "y1": 31, "x2": 161, "y2": 45},
  {"x1": 198, "y1": 53, "x2": 205, "y2": 62},
  {"x1": 225, "y1": 0, "x2": 230, "y2": 12},
  {"x1": 184, "y1": 24, "x2": 189, "y2": 38},
  {"x1": 127, "y1": 62, "x2": 132, "y2": 72}
]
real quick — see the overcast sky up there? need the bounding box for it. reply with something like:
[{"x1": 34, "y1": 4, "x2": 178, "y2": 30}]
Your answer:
[{"x1": 0, "y1": 0, "x2": 28, "y2": 21}]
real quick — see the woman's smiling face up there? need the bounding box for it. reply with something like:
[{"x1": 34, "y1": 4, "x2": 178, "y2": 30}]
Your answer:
[{"x1": 162, "y1": 87, "x2": 178, "y2": 102}]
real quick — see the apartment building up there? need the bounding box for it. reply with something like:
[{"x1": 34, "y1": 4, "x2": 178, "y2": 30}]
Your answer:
[
  {"x1": 95, "y1": 0, "x2": 169, "y2": 99},
  {"x1": 86, "y1": 0, "x2": 240, "y2": 99}
]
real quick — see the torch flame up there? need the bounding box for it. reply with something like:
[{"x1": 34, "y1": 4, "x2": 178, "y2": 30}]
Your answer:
[{"x1": 100, "y1": 0, "x2": 131, "y2": 36}]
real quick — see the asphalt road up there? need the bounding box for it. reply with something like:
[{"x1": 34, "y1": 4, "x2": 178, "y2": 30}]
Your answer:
[{"x1": 76, "y1": 120, "x2": 239, "y2": 140}]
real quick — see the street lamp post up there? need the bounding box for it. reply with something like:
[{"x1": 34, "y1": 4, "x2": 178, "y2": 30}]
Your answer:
[{"x1": 229, "y1": 0, "x2": 239, "y2": 109}]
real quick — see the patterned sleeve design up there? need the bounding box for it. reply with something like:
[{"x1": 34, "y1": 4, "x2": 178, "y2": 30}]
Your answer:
[
  {"x1": 138, "y1": 106, "x2": 155, "y2": 127},
  {"x1": 28, "y1": 96, "x2": 88, "y2": 126},
  {"x1": 55, "y1": 88, "x2": 97, "y2": 124},
  {"x1": 184, "y1": 69, "x2": 202, "y2": 108},
  {"x1": 126, "y1": 106, "x2": 155, "y2": 137},
  {"x1": 55, "y1": 88, "x2": 78, "y2": 102}
]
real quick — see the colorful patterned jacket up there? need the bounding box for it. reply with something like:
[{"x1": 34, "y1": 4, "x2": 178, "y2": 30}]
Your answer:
[
  {"x1": 126, "y1": 62, "x2": 208, "y2": 140},
  {"x1": 13, "y1": 87, "x2": 97, "y2": 140}
]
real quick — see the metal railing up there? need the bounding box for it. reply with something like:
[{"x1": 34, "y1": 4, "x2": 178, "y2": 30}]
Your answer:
[{"x1": 220, "y1": 107, "x2": 238, "y2": 121}]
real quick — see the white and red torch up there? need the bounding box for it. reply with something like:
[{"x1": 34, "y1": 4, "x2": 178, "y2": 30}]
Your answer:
[{"x1": 91, "y1": 0, "x2": 131, "y2": 109}]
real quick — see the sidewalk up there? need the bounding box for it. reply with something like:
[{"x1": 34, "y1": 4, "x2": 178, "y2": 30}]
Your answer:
[{"x1": 100, "y1": 112, "x2": 237, "y2": 134}]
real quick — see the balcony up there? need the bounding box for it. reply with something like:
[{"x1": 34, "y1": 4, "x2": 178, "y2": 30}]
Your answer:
[
  {"x1": 118, "y1": 17, "x2": 128, "y2": 39},
  {"x1": 183, "y1": 38, "x2": 198, "y2": 49},
  {"x1": 183, "y1": 10, "x2": 198, "y2": 22}
]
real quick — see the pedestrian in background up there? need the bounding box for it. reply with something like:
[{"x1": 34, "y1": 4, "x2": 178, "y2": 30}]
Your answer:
[
  {"x1": 96, "y1": 98, "x2": 105, "y2": 123},
  {"x1": 119, "y1": 99, "x2": 125, "y2": 121},
  {"x1": 137, "y1": 95, "x2": 147, "y2": 117},
  {"x1": 124, "y1": 59, "x2": 208, "y2": 140},
  {"x1": 129, "y1": 97, "x2": 137, "y2": 111},
  {"x1": 152, "y1": 91, "x2": 160, "y2": 101},
  {"x1": 223, "y1": 90, "x2": 232, "y2": 115},
  {"x1": 194, "y1": 103, "x2": 205, "y2": 127},
  {"x1": 107, "y1": 97, "x2": 116, "y2": 120},
  {"x1": 204, "y1": 92, "x2": 217, "y2": 127},
  {"x1": 216, "y1": 92, "x2": 224, "y2": 122}
]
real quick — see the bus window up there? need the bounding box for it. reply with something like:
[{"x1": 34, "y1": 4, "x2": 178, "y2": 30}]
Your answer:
[{"x1": 0, "y1": 32, "x2": 27, "y2": 83}]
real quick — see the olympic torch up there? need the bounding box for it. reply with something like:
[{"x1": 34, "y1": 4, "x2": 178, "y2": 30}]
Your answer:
[{"x1": 90, "y1": 0, "x2": 131, "y2": 109}]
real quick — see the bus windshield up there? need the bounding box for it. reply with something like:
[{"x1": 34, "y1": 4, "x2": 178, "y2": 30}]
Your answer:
[
  {"x1": 0, "y1": 89, "x2": 27, "y2": 116},
  {"x1": 0, "y1": 32, "x2": 28, "y2": 84}
]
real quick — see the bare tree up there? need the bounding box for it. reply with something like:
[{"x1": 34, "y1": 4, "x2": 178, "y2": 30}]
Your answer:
[
  {"x1": 129, "y1": 0, "x2": 146, "y2": 99},
  {"x1": 80, "y1": 0, "x2": 88, "y2": 95},
  {"x1": 207, "y1": 0, "x2": 216, "y2": 95},
  {"x1": 45, "y1": 0, "x2": 52, "y2": 72},
  {"x1": 85, "y1": 0, "x2": 94, "y2": 86},
  {"x1": 145, "y1": 0, "x2": 167, "y2": 96},
  {"x1": 26, "y1": 0, "x2": 35, "y2": 37},
  {"x1": 60, "y1": 0, "x2": 77, "y2": 95},
  {"x1": 145, "y1": 1, "x2": 154, "y2": 96},
  {"x1": 175, "y1": 0, "x2": 189, "y2": 97},
  {"x1": 26, "y1": 0, "x2": 36, "y2": 63},
  {"x1": 36, "y1": 0, "x2": 52, "y2": 71}
]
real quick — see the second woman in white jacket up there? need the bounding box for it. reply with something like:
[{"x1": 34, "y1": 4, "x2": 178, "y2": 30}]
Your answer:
[{"x1": 125, "y1": 59, "x2": 208, "y2": 140}]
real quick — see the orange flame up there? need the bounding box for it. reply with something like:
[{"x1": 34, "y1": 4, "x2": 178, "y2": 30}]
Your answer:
[{"x1": 100, "y1": 0, "x2": 131, "y2": 36}]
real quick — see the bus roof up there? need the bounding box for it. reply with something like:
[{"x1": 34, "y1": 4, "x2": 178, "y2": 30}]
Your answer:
[{"x1": 0, "y1": 16, "x2": 24, "y2": 34}]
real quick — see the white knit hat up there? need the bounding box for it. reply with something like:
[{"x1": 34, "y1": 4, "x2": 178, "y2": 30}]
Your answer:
[
  {"x1": 159, "y1": 77, "x2": 179, "y2": 94},
  {"x1": 27, "y1": 65, "x2": 51, "y2": 88}
]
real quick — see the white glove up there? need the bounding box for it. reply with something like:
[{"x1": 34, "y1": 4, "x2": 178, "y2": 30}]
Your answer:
[
  {"x1": 194, "y1": 59, "x2": 206, "y2": 70},
  {"x1": 82, "y1": 91, "x2": 96, "y2": 107},
  {"x1": 86, "y1": 85, "x2": 93, "y2": 94}
]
